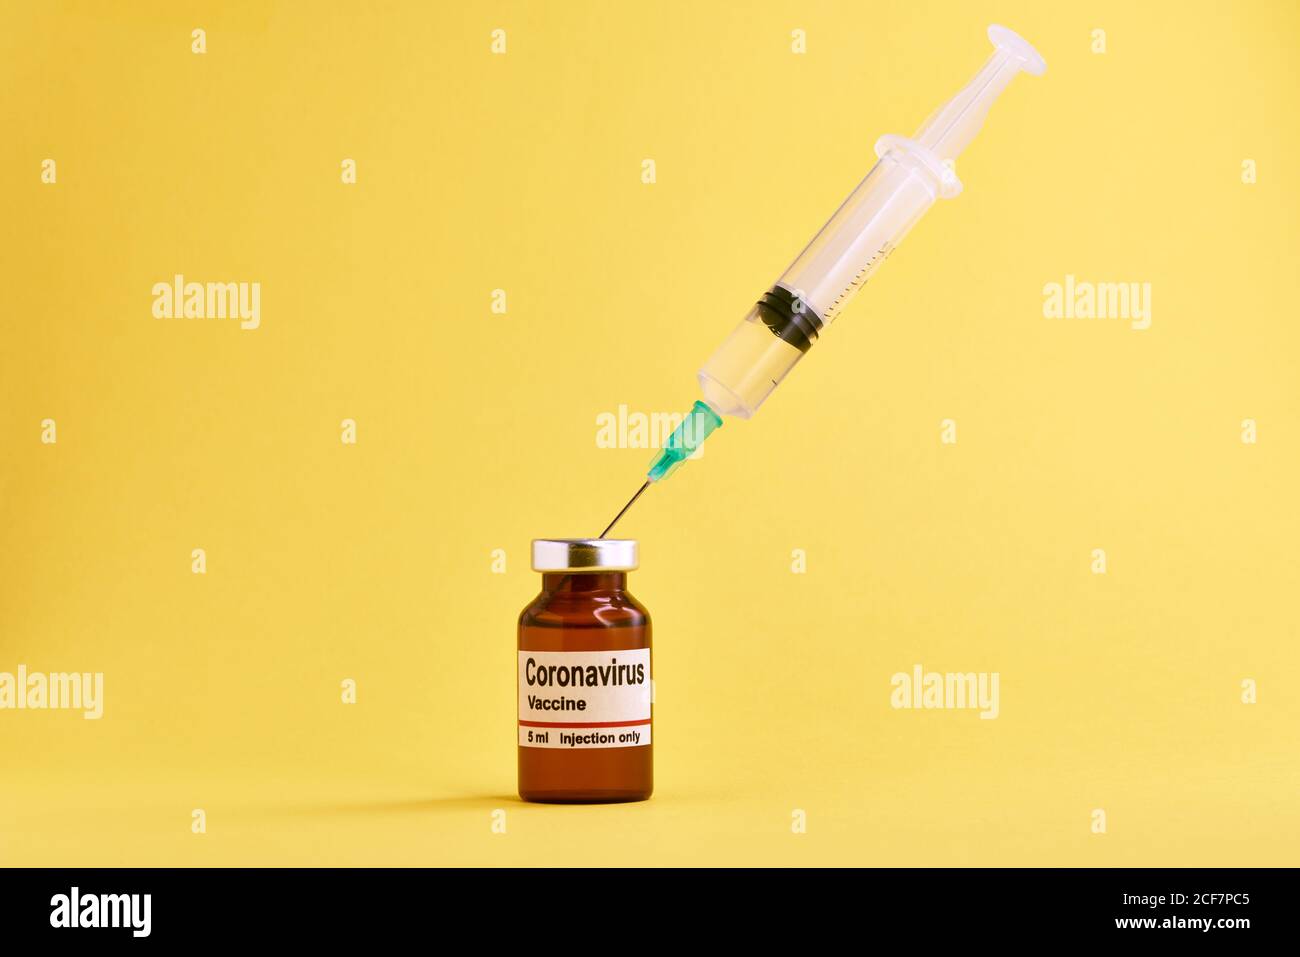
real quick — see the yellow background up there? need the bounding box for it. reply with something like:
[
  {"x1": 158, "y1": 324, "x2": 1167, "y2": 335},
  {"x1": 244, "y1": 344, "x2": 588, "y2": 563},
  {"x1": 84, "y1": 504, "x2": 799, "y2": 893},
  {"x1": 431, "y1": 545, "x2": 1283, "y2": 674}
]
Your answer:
[{"x1": 2, "y1": 0, "x2": 1297, "y2": 866}]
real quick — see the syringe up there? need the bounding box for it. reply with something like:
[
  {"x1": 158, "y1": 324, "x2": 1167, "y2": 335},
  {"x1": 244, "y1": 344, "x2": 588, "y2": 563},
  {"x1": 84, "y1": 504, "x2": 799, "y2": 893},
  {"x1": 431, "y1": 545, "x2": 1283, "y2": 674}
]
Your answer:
[{"x1": 600, "y1": 25, "x2": 1046, "y2": 537}]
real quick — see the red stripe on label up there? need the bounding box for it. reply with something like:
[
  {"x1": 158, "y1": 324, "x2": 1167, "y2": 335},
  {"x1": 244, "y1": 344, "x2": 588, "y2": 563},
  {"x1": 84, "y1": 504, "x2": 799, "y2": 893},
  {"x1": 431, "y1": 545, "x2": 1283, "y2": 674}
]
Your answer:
[{"x1": 519, "y1": 718, "x2": 652, "y2": 729}]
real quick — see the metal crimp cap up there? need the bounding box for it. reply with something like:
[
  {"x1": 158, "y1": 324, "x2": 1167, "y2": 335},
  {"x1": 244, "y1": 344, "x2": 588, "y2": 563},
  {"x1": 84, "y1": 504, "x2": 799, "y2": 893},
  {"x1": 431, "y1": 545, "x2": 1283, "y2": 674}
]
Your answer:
[{"x1": 531, "y1": 538, "x2": 638, "y2": 572}]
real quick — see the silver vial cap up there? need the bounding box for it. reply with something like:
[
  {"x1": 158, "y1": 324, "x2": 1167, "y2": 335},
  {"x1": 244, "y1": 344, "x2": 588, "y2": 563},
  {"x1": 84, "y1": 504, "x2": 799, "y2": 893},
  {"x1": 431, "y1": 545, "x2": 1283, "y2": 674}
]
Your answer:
[{"x1": 531, "y1": 539, "x2": 638, "y2": 572}]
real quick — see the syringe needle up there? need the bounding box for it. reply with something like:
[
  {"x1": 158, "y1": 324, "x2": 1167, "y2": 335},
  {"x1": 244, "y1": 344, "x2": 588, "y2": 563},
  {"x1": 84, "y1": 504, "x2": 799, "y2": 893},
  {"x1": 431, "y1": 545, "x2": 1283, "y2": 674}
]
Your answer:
[{"x1": 599, "y1": 480, "x2": 650, "y2": 539}]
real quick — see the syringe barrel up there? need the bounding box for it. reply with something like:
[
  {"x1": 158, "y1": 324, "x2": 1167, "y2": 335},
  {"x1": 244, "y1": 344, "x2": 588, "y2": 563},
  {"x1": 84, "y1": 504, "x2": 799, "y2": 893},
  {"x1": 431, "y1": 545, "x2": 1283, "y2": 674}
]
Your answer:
[
  {"x1": 697, "y1": 24, "x2": 1045, "y2": 421},
  {"x1": 698, "y1": 145, "x2": 944, "y2": 419},
  {"x1": 777, "y1": 144, "x2": 945, "y2": 325}
]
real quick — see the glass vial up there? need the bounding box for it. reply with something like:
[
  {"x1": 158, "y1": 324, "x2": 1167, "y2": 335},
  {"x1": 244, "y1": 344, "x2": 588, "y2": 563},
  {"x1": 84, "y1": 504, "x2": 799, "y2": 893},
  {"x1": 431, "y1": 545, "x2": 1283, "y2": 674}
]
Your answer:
[{"x1": 517, "y1": 539, "x2": 652, "y2": 803}]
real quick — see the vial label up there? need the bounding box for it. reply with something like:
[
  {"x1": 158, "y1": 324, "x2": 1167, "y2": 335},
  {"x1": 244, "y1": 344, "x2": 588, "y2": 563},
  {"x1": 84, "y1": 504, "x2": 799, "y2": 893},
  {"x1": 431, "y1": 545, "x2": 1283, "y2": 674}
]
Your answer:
[{"x1": 518, "y1": 649, "x2": 651, "y2": 749}]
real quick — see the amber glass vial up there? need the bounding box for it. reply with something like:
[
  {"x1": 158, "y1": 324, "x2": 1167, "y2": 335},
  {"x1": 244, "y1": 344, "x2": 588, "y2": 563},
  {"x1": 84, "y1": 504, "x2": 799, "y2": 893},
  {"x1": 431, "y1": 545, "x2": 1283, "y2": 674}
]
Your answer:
[{"x1": 517, "y1": 539, "x2": 652, "y2": 803}]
